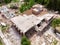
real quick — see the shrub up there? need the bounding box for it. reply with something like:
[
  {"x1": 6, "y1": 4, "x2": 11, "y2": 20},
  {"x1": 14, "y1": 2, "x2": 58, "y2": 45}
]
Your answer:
[
  {"x1": 0, "y1": 24, "x2": 9, "y2": 32},
  {"x1": 21, "y1": 35, "x2": 31, "y2": 45},
  {"x1": 20, "y1": 3, "x2": 27, "y2": 13},
  {"x1": 20, "y1": 0, "x2": 35, "y2": 13},
  {"x1": 51, "y1": 18, "x2": 60, "y2": 28},
  {"x1": 10, "y1": 5, "x2": 18, "y2": 9},
  {"x1": 52, "y1": 39, "x2": 58, "y2": 45}
]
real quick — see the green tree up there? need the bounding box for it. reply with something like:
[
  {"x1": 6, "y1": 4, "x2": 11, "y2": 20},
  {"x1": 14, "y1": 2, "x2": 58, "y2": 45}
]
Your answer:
[
  {"x1": 28, "y1": 0, "x2": 35, "y2": 7},
  {"x1": 44, "y1": 0, "x2": 60, "y2": 11},
  {"x1": 4, "y1": 0, "x2": 12, "y2": 4},
  {"x1": 24, "y1": 0, "x2": 60, "y2": 12},
  {"x1": 20, "y1": 0, "x2": 35, "y2": 13},
  {"x1": 21, "y1": 35, "x2": 31, "y2": 45},
  {"x1": 20, "y1": 3, "x2": 27, "y2": 13}
]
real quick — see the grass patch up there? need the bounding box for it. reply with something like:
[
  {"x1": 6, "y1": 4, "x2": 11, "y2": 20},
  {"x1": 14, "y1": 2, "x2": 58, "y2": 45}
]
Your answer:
[
  {"x1": 0, "y1": 39, "x2": 3, "y2": 45},
  {"x1": 0, "y1": 25, "x2": 9, "y2": 33}
]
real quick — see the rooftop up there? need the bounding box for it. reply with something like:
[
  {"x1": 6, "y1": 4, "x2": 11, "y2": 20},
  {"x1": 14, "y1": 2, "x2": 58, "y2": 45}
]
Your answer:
[
  {"x1": 11, "y1": 13, "x2": 54, "y2": 33},
  {"x1": 43, "y1": 13, "x2": 54, "y2": 21},
  {"x1": 11, "y1": 14, "x2": 43, "y2": 33}
]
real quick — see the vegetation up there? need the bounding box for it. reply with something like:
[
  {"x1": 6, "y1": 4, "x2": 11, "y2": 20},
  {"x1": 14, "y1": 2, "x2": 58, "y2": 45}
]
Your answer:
[
  {"x1": 0, "y1": 24, "x2": 9, "y2": 32},
  {"x1": 24, "y1": 0, "x2": 60, "y2": 12},
  {"x1": 4, "y1": 0, "x2": 12, "y2": 4},
  {"x1": 20, "y1": 0, "x2": 35, "y2": 13},
  {"x1": 12, "y1": 0, "x2": 19, "y2": 2},
  {"x1": 0, "y1": 0, "x2": 19, "y2": 4},
  {"x1": 20, "y1": 3, "x2": 28, "y2": 13},
  {"x1": 45, "y1": 0, "x2": 60, "y2": 11},
  {"x1": 24, "y1": 0, "x2": 50, "y2": 5},
  {"x1": 51, "y1": 18, "x2": 60, "y2": 33},
  {"x1": 51, "y1": 39, "x2": 58, "y2": 45},
  {"x1": 51, "y1": 18, "x2": 60, "y2": 28},
  {"x1": 10, "y1": 5, "x2": 18, "y2": 9},
  {"x1": 21, "y1": 35, "x2": 31, "y2": 45},
  {"x1": 0, "y1": 38, "x2": 3, "y2": 45}
]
